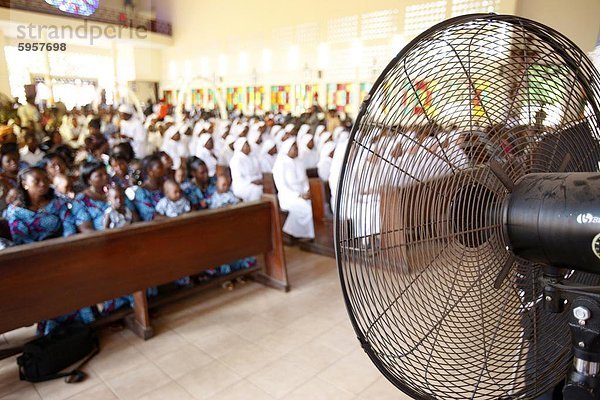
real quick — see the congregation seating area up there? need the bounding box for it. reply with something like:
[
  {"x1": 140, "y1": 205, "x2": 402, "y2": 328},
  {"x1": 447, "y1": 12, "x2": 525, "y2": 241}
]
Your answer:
[{"x1": 0, "y1": 196, "x2": 287, "y2": 358}]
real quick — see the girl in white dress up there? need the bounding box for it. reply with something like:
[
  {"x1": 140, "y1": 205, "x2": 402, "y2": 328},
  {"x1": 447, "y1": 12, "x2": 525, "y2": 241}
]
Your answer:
[
  {"x1": 272, "y1": 139, "x2": 315, "y2": 240},
  {"x1": 229, "y1": 138, "x2": 263, "y2": 202}
]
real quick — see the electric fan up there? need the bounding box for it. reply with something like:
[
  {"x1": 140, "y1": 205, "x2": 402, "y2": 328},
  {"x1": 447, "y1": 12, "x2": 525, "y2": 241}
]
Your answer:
[{"x1": 335, "y1": 14, "x2": 600, "y2": 400}]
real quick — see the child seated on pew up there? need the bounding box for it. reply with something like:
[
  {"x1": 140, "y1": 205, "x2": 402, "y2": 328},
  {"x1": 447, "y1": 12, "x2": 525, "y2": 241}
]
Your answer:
[
  {"x1": 103, "y1": 185, "x2": 134, "y2": 229},
  {"x1": 155, "y1": 178, "x2": 192, "y2": 287},
  {"x1": 155, "y1": 179, "x2": 191, "y2": 217},
  {"x1": 208, "y1": 175, "x2": 239, "y2": 209},
  {"x1": 52, "y1": 174, "x2": 74, "y2": 201},
  {"x1": 101, "y1": 185, "x2": 145, "y2": 316},
  {"x1": 204, "y1": 175, "x2": 256, "y2": 289}
]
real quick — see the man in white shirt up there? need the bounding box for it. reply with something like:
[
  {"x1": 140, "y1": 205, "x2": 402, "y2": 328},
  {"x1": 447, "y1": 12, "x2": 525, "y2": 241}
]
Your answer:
[
  {"x1": 19, "y1": 129, "x2": 44, "y2": 166},
  {"x1": 119, "y1": 104, "x2": 149, "y2": 159}
]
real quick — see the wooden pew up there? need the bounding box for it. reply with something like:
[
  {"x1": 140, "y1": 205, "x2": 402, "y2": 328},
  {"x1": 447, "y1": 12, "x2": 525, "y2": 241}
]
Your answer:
[
  {"x1": 0, "y1": 196, "x2": 287, "y2": 347},
  {"x1": 300, "y1": 177, "x2": 335, "y2": 257},
  {"x1": 264, "y1": 168, "x2": 334, "y2": 257}
]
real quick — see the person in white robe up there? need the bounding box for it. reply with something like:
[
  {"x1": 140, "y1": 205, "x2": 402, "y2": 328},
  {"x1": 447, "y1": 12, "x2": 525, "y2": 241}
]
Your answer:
[
  {"x1": 218, "y1": 135, "x2": 236, "y2": 167},
  {"x1": 119, "y1": 104, "x2": 149, "y2": 159},
  {"x1": 317, "y1": 139, "x2": 336, "y2": 182},
  {"x1": 229, "y1": 138, "x2": 263, "y2": 202},
  {"x1": 260, "y1": 139, "x2": 277, "y2": 173},
  {"x1": 298, "y1": 134, "x2": 319, "y2": 169},
  {"x1": 272, "y1": 139, "x2": 315, "y2": 240},
  {"x1": 194, "y1": 133, "x2": 217, "y2": 177},
  {"x1": 328, "y1": 130, "x2": 349, "y2": 212},
  {"x1": 161, "y1": 123, "x2": 183, "y2": 169}
]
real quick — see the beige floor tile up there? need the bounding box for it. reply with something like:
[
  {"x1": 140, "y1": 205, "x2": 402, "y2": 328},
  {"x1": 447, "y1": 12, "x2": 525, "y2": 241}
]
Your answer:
[
  {"x1": 89, "y1": 342, "x2": 149, "y2": 381},
  {"x1": 280, "y1": 340, "x2": 345, "y2": 375},
  {"x1": 34, "y1": 369, "x2": 103, "y2": 400},
  {"x1": 216, "y1": 343, "x2": 280, "y2": 377},
  {"x1": 319, "y1": 350, "x2": 382, "y2": 395},
  {"x1": 223, "y1": 315, "x2": 283, "y2": 343},
  {"x1": 105, "y1": 362, "x2": 171, "y2": 400},
  {"x1": 170, "y1": 318, "x2": 231, "y2": 345},
  {"x1": 206, "y1": 380, "x2": 274, "y2": 400},
  {"x1": 0, "y1": 385, "x2": 41, "y2": 400},
  {"x1": 314, "y1": 324, "x2": 361, "y2": 355},
  {"x1": 176, "y1": 360, "x2": 241, "y2": 400},
  {"x1": 284, "y1": 377, "x2": 355, "y2": 400},
  {"x1": 246, "y1": 358, "x2": 315, "y2": 399},
  {"x1": 254, "y1": 327, "x2": 313, "y2": 356},
  {"x1": 136, "y1": 381, "x2": 194, "y2": 400},
  {"x1": 284, "y1": 312, "x2": 339, "y2": 341},
  {"x1": 192, "y1": 330, "x2": 253, "y2": 359},
  {"x1": 358, "y1": 377, "x2": 415, "y2": 399},
  {"x1": 131, "y1": 328, "x2": 187, "y2": 360},
  {"x1": 0, "y1": 357, "x2": 30, "y2": 398},
  {"x1": 64, "y1": 384, "x2": 118, "y2": 400},
  {"x1": 153, "y1": 344, "x2": 214, "y2": 380}
]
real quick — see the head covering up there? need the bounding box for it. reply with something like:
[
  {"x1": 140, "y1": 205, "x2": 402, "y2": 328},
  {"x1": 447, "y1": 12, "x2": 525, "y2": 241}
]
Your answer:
[
  {"x1": 315, "y1": 125, "x2": 326, "y2": 136},
  {"x1": 270, "y1": 125, "x2": 282, "y2": 138},
  {"x1": 118, "y1": 104, "x2": 134, "y2": 114},
  {"x1": 224, "y1": 134, "x2": 237, "y2": 148},
  {"x1": 248, "y1": 129, "x2": 262, "y2": 146},
  {"x1": 163, "y1": 115, "x2": 175, "y2": 124},
  {"x1": 164, "y1": 125, "x2": 179, "y2": 140},
  {"x1": 280, "y1": 138, "x2": 296, "y2": 157},
  {"x1": 198, "y1": 133, "x2": 212, "y2": 147},
  {"x1": 233, "y1": 137, "x2": 248, "y2": 153},
  {"x1": 299, "y1": 134, "x2": 314, "y2": 150},
  {"x1": 261, "y1": 139, "x2": 276, "y2": 154},
  {"x1": 284, "y1": 124, "x2": 295, "y2": 133},
  {"x1": 297, "y1": 124, "x2": 310, "y2": 141}
]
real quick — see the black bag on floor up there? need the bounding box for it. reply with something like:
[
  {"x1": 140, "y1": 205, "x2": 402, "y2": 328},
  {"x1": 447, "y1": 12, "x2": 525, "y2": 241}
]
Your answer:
[{"x1": 17, "y1": 323, "x2": 99, "y2": 383}]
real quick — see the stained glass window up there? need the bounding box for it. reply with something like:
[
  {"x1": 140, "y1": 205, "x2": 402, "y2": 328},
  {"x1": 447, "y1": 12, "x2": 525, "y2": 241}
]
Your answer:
[{"x1": 44, "y1": 0, "x2": 100, "y2": 17}]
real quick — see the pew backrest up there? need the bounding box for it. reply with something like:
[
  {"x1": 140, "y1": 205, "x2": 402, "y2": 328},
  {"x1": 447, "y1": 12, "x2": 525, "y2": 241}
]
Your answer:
[{"x1": 0, "y1": 198, "x2": 287, "y2": 335}]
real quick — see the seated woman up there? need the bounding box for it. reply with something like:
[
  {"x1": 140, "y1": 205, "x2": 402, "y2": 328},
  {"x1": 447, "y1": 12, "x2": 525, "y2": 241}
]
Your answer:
[
  {"x1": 229, "y1": 138, "x2": 263, "y2": 202},
  {"x1": 133, "y1": 155, "x2": 167, "y2": 222},
  {"x1": 273, "y1": 139, "x2": 315, "y2": 240},
  {"x1": 73, "y1": 161, "x2": 141, "y2": 314},
  {"x1": 0, "y1": 144, "x2": 21, "y2": 213},
  {"x1": 73, "y1": 160, "x2": 138, "y2": 232},
  {"x1": 181, "y1": 157, "x2": 215, "y2": 210},
  {"x1": 5, "y1": 167, "x2": 95, "y2": 334}
]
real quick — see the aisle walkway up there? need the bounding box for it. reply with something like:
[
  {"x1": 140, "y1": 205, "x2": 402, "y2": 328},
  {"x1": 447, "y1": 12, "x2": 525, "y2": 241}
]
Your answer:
[{"x1": 0, "y1": 247, "x2": 409, "y2": 400}]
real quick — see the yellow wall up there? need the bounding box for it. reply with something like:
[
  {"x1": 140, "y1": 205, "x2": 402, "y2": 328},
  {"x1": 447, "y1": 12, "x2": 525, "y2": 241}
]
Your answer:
[{"x1": 516, "y1": 0, "x2": 600, "y2": 52}]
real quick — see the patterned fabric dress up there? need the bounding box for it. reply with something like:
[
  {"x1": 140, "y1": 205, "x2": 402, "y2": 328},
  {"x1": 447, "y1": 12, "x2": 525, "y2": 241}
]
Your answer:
[
  {"x1": 5, "y1": 196, "x2": 95, "y2": 335},
  {"x1": 133, "y1": 187, "x2": 163, "y2": 222},
  {"x1": 180, "y1": 180, "x2": 208, "y2": 210},
  {"x1": 133, "y1": 186, "x2": 190, "y2": 286},
  {"x1": 205, "y1": 190, "x2": 256, "y2": 277},
  {"x1": 72, "y1": 193, "x2": 140, "y2": 314}
]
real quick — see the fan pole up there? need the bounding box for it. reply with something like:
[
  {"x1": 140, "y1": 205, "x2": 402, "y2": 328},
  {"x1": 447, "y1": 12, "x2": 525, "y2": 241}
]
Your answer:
[{"x1": 564, "y1": 296, "x2": 600, "y2": 399}]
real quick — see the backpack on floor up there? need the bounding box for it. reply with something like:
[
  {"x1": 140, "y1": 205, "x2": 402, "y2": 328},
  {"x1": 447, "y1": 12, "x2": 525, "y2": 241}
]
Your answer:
[{"x1": 17, "y1": 323, "x2": 99, "y2": 383}]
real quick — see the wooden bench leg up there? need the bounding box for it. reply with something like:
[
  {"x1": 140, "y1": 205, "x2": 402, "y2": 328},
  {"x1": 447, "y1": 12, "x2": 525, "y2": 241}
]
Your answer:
[
  {"x1": 124, "y1": 291, "x2": 154, "y2": 340},
  {"x1": 256, "y1": 195, "x2": 290, "y2": 292}
]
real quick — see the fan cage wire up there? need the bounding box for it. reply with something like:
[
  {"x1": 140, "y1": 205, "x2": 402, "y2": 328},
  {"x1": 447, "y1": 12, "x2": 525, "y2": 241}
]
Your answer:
[{"x1": 335, "y1": 13, "x2": 600, "y2": 400}]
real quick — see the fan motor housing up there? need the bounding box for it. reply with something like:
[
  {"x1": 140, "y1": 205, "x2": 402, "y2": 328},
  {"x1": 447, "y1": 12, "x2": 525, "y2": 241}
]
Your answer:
[{"x1": 504, "y1": 173, "x2": 600, "y2": 273}]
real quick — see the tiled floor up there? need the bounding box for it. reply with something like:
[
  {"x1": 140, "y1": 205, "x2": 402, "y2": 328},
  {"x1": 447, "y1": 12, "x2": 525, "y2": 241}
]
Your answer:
[{"x1": 0, "y1": 247, "x2": 412, "y2": 400}]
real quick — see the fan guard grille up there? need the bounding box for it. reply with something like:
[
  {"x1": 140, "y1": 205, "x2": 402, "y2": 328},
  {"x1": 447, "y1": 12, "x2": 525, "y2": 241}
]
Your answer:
[{"x1": 336, "y1": 14, "x2": 600, "y2": 400}]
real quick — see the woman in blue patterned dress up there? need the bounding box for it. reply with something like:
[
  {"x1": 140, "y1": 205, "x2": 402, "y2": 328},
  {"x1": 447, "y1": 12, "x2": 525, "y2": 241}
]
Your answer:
[
  {"x1": 133, "y1": 155, "x2": 167, "y2": 222},
  {"x1": 181, "y1": 156, "x2": 208, "y2": 210},
  {"x1": 73, "y1": 161, "x2": 140, "y2": 314},
  {"x1": 5, "y1": 167, "x2": 95, "y2": 335},
  {"x1": 133, "y1": 155, "x2": 191, "y2": 286}
]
